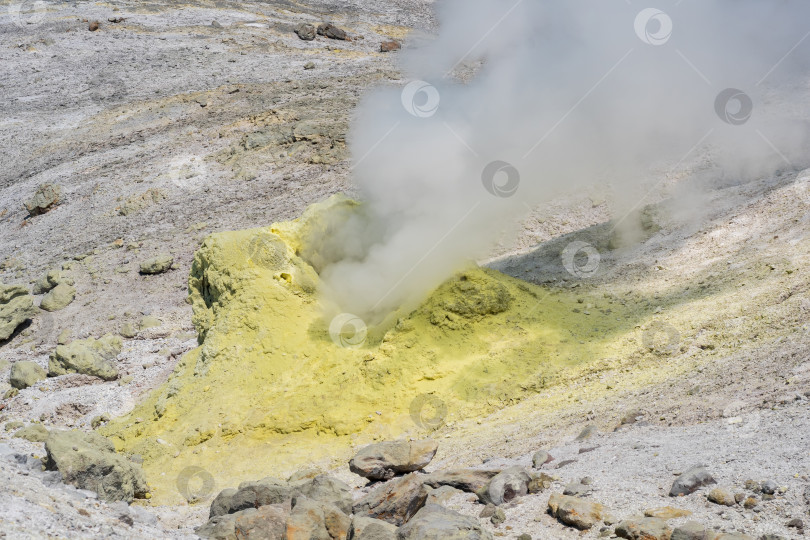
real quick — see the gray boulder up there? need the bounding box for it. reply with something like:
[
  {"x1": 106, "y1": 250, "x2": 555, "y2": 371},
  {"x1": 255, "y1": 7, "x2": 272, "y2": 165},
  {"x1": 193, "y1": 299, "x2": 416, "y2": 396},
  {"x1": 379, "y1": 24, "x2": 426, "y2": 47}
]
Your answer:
[
  {"x1": 293, "y1": 474, "x2": 353, "y2": 514},
  {"x1": 295, "y1": 23, "x2": 316, "y2": 41},
  {"x1": 44, "y1": 429, "x2": 148, "y2": 502},
  {"x1": 24, "y1": 183, "x2": 62, "y2": 216},
  {"x1": 209, "y1": 477, "x2": 291, "y2": 518},
  {"x1": 350, "y1": 440, "x2": 438, "y2": 480},
  {"x1": 423, "y1": 469, "x2": 501, "y2": 494},
  {"x1": 9, "y1": 361, "x2": 46, "y2": 389},
  {"x1": 348, "y1": 516, "x2": 398, "y2": 540},
  {"x1": 480, "y1": 466, "x2": 530, "y2": 505},
  {"x1": 48, "y1": 334, "x2": 121, "y2": 380},
  {"x1": 397, "y1": 503, "x2": 493, "y2": 540},
  {"x1": 0, "y1": 284, "x2": 37, "y2": 341},
  {"x1": 670, "y1": 465, "x2": 716, "y2": 497}
]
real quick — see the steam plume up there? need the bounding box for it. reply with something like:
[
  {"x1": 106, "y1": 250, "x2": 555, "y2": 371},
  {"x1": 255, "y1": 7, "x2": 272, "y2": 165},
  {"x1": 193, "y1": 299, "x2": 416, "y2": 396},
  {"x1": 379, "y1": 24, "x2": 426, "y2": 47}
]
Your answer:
[{"x1": 315, "y1": 0, "x2": 810, "y2": 323}]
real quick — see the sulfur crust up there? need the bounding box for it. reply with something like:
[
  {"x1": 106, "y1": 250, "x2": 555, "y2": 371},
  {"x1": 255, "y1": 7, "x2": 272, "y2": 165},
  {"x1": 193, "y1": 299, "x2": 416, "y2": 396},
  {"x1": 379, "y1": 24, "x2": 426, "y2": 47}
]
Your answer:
[{"x1": 101, "y1": 195, "x2": 677, "y2": 504}]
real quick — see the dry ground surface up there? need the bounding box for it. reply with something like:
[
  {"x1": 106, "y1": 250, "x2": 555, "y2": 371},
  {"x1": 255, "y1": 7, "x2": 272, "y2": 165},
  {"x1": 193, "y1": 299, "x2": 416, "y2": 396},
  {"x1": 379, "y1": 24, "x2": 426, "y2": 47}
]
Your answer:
[{"x1": 0, "y1": 0, "x2": 808, "y2": 538}]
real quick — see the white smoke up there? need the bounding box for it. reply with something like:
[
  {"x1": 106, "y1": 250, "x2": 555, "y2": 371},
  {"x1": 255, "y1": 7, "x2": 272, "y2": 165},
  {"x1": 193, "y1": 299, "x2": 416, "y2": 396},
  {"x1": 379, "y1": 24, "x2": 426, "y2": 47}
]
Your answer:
[{"x1": 315, "y1": 0, "x2": 810, "y2": 323}]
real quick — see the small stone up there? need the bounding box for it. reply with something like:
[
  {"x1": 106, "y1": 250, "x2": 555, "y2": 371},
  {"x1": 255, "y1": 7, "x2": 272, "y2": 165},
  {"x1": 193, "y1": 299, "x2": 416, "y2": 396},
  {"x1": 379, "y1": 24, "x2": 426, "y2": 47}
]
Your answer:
[
  {"x1": 304, "y1": 62, "x2": 315, "y2": 70},
  {"x1": 575, "y1": 425, "x2": 598, "y2": 441},
  {"x1": 490, "y1": 507, "x2": 506, "y2": 526},
  {"x1": 9, "y1": 361, "x2": 46, "y2": 389},
  {"x1": 57, "y1": 329, "x2": 71, "y2": 345},
  {"x1": 398, "y1": 504, "x2": 492, "y2": 540},
  {"x1": 786, "y1": 518, "x2": 803, "y2": 529},
  {"x1": 743, "y1": 496, "x2": 758, "y2": 509},
  {"x1": 91, "y1": 414, "x2": 110, "y2": 429},
  {"x1": 707, "y1": 487, "x2": 736, "y2": 506},
  {"x1": 669, "y1": 465, "x2": 716, "y2": 497},
  {"x1": 760, "y1": 480, "x2": 778, "y2": 495},
  {"x1": 211, "y1": 20, "x2": 222, "y2": 29},
  {"x1": 479, "y1": 504, "x2": 496, "y2": 518},
  {"x1": 516, "y1": 535, "x2": 530, "y2": 540},
  {"x1": 138, "y1": 316, "x2": 161, "y2": 331},
  {"x1": 734, "y1": 492, "x2": 745, "y2": 504},
  {"x1": 48, "y1": 334, "x2": 122, "y2": 380},
  {"x1": 643, "y1": 506, "x2": 691, "y2": 520},
  {"x1": 547, "y1": 493, "x2": 612, "y2": 530},
  {"x1": 139, "y1": 254, "x2": 173, "y2": 275},
  {"x1": 527, "y1": 472, "x2": 553, "y2": 494},
  {"x1": 531, "y1": 450, "x2": 551, "y2": 468},
  {"x1": 0, "y1": 283, "x2": 37, "y2": 340},
  {"x1": 563, "y1": 482, "x2": 591, "y2": 497},
  {"x1": 481, "y1": 466, "x2": 530, "y2": 505},
  {"x1": 380, "y1": 40, "x2": 401, "y2": 52},
  {"x1": 40, "y1": 283, "x2": 76, "y2": 312},
  {"x1": 294, "y1": 23, "x2": 316, "y2": 41},
  {"x1": 4, "y1": 387, "x2": 19, "y2": 399},
  {"x1": 89, "y1": 21, "x2": 100, "y2": 31},
  {"x1": 5, "y1": 421, "x2": 24, "y2": 432},
  {"x1": 24, "y1": 184, "x2": 62, "y2": 216},
  {"x1": 120, "y1": 323, "x2": 137, "y2": 338},
  {"x1": 317, "y1": 23, "x2": 347, "y2": 40}
]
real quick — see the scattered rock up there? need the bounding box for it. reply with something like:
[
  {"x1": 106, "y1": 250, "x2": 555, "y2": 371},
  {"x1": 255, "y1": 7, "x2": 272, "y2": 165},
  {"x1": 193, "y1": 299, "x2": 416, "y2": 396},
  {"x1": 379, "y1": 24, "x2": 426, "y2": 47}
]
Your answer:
[
  {"x1": 5, "y1": 421, "x2": 24, "y2": 432},
  {"x1": 210, "y1": 477, "x2": 291, "y2": 518},
  {"x1": 479, "y1": 504, "x2": 496, "y2": 518},
  {"x1": 40, "y1": 283, "x2": 76, "y2": 312},
  {"x1": 380, "y1": 40, "x2": 401, "y2": 52},
  {"x1": 304, "y1": 62, "x2": 316, "y2": 70},
  {"x1": 424, "y1": 469, "x2": 501, "y2": 494},
  {"x1": 742, "y1": 496, "x2": 758, "y2": 509},
  {"x1": 32, "y1": 268, "x2": 72, "y2": 295},
  {"x1": 139, "y1": 254, "x2": 174, "y2": 275},
  {"x1": 425, "y1": 485, "x2": 462, "y2": 505},
  {"x1": 644, "y1": 507, "x2": 692, "y2": 520},
  {"x1": 671, "y1": 521, "x2": 708, "y2": 540},
  {"x1": 24, "y1": 184, "x2": 62, "y2": 216},
  {"x1": 286, "y1": 496, "x2": 349, "y2": 540},
  {"x1": 575, "y1": 425, "x2": 598, "y2": 440},
  {"x1": 13, "y1": 424, "x2": 49, "y2": 442},
  {"x1": 0, "y1": 283, "x2": 37, "y2": 341},
  {"x1": 669, "y1": 465, "x2": 716, "y2": 497},
  {"x1": 527, "y1": 472, "x2": 554, "y2": 494},
  {"x1": 615, "y1": 516, "x2": 671, "y2": 540},
  {"x1": 57, "y1": 328, "x2": 71, "y2": 344},
  {"x1": 760, "y1": 480, "x2": 778, "y2": 495},
  {"x1": 48, "y1": 334, "x2": 122, "y2": 380},
  {"x1": 198, "y1": 504, "x2": 288, "y2": 540},
  {"x1": 531, "y1": 450, "x2": 552, "y2": 468},
  {"x1": 138, "y1": 315, "x2": 161, "y2": 330},
  {"x1": 9, "y1": 361, "x2": 46, "y2": 389},
  {"x1": 211, "y1": 20, "x2": 222, "y2": 29},
  {"x1": 786, "y1": 518, "x2": 803, "y2": 529},
  {"x1": 317, "y1": 23, "x2": 347, "y2": 40},
  {"x1": 120, "y1": 322, "x2": 138, "y2": 338},
  {"x1": 547, "y1": 493, "x2": 612, "y2": 530},
  {"x1": 349, "y1": 439, "x2": 438, "y2": 481},
  {"x1": 347, "y1": 516, "x2": 397, "y2": 540},
  {"x1": 294, "y1": 474, "x2": 353, "y2": 515},
  {"x1": 352, "y1": 472, "x2": 428, "y2": 526},
  {"x1": 90, "y1": 414, "x2": 110, "y2": 429},
  {"x1": 707, "y1": 487, "x2": 736, "y2": 506},
  {"x1": 44, "y1": 429, "x2": 148, "y2": 502},
  {"x1": 490, "y1": 507, "x2": 506, "y2": 526},
  {"x1": 295, "y1": 23, "x2": 316, "y2": 41},
  {"x1": 563, "y1": 482, "x2": 592, "y2": 497},
  {"x1": 480, "y1": 466, "x2": 530, "y2": 505},
  {"x1": 89, "y1": 20, "x2": 100, "y2": 31},
  {"x1": 397, "y1": 503, "x2": 493, "y2": 540}
]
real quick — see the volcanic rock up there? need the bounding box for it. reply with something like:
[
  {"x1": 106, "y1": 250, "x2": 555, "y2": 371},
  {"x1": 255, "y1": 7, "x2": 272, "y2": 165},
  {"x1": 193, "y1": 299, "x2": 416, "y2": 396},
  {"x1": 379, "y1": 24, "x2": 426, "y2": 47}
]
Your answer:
[
  {"x1": 397, "y1": 504, "x2": 493, "y2": 540},
  {"x1": 480, "y1": 466, "x2": 530, "y2": 505},
  {"x1": 423, "y1": 469, "x2": 501, "y2": 494},
  {"x1": 40, "y1": 283, "x2": 76, "y2": 312},
  {"x1": 349, "y1": 439, "x2": 438, "y2": 480},
  {"x1": 287, "y1": 496, "x2": 350, "y2": 540},
  {"x1": 24, "y1": 183, "x2": 61, "y2": 216},
  {"x1": 44, "y1": 429, "x2": 148, "y2": 502},
  {"x1": 48, "y1": 334, "x2": 121, "y2": 380},
  {"x1": 295, "y1": 23, "x2": 316, "y2": 41},
  {"x1": 139, "y1": 254, "x2": 174, "y2": 275},
  {"x1": 615, "y1": 516, "x2": 671, "y2": 540},
  {"x1": 9, "y1": 361, "x2": 46, "y2": 389},
  {"x1": 317, "y1": 23, "x2": 347, "y2": 40},
  {"x1": 13, "y1": 424, "x2": 49, "y2": 442},
  {"x1": 0, "y1": 284, "x2": 37, "y2": 341},
  {"x1": 347, "y1": 516, "x2": 397, "y2": 540},
  {"x1": 547, "y1": 493, "x2": 612, "y2": 530},
  {"x1": 669, "y1": 465, "x2": 716, "y2": 497},
  {"x1": 380, "y1": 40, "x2": 401, "y2": 52},
  {"x1": 210, "y1": 477, "x2": 291, "y2": 518},
  {"x1": 531, "y1": 450, "x2": 552, "y2": 468},
  {"x1": 353, "y1": 473, "x2": 428, "y2": 526},
  {"x1": 707, "y1": 487, "x2": 735, "y2": 506}
]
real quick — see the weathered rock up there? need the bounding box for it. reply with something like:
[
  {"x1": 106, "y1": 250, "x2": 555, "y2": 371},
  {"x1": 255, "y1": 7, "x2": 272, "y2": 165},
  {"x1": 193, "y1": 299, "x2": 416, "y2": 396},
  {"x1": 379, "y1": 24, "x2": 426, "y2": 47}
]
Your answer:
[
  {"x1": 644, "y1": 507, "x2": 692, "y2": 520},
  {"x1": 669, "y1": 466, "x2": 716, "y2": 497},
  {"x1": 714, "y1": 535, "x2": 752, "y2": 540},
  {"x1": 235, "y1": 504, "x2": 288, "y2": 539},
  {"x1": 24, "y1": 183, "x2": 62, "y2": 216},
  {"x1": 490, "y1": 507, "x2": 506, "y2": 526},
  {"x1": 547, "y1": 493, "x2": 612, "y2": 530},
  {"x1": 397, "y1": 503, "x2": 493, "y2": 540},
  {"x1": 5, "y1": 420, "x2": 24, "y2": 431},
  {"x1": 9, "y1": 361, "x2": 46, "y2": 389},
  {"x1": 317, "y1": 23, "x2": 347, "y2": 40},
  {"x1": 615, "y1": 516, "x2": 672, "y2": 540},
  {"x1": 32, "y1": 269, "x2": 71, "y2": 295},
  {"x1": 40, "y1": 283, "x2": 76, "y2": 312},
  {"x1": 13, "y1": 424, "x2": 49, "y2": 442},
  {"x1": 575, "y1": 425, "x2": 598, "y2": 440},
  {"x1": 425, "y1": 485, "x2": 463, "y2": 505},
  {"x1": 350, "y1": 440, "x2": 438, "y2": 481},
  {"x1": 48, "y1": 334, "x2": 121, "y2": 380},
  {"x1": 760, "y1": 479, "x2": 778, "y2": 495},
  {"x1": 707, "y1": 487, "x2": 735, "y2": 506},
  {"x1": 287, "y1": 497, "x2": 350, "y2": 540},
  {"x1": 481, "y1": 466, "x2": 530, "y2": 505},
  {"x1": 0, "y1": 284, "x2": 37, "y2": 341},
  {"x1": 353, "y1": 473, "x2": 428, "y2": 526},
  {"x1": 424, "y1": 469, "x2": 501, "y2": 494},
  {"x1": 531, "y1": 450, "x2": 552, "y2": 468},
  {"x1": 563, "y1": 482, "x2": 591, "y2": 497},
  {"x1": 380, "y1": 40, "x2": 401, "y2": 52},
  {"x1": 120, "y1": 322, "x2": 137, "y2": 338},
  {"x1": 670, "y1": 521, "x2": 708, "y2": 540},
  {"x1": 44, "y1": 429, "x2": 148, "y2": 502},
  {"x1": 139, "y1": 254, "x2": 174, "y2": 275},
  {"x1": 293, "y1": 474, "x2": 354, "y2": 515},
  {"x1": 196, "y1": 513, "x2": 237, "y2": 540},
  {"x1": 295, "y1": 23, "x2": 316, "y2": 41},
  {"x1": 527, "y1": 472, "x2": 554, "y2": 494},
  {"x1": 210, "y1": 477, "x2": 291, "y2": 518},
  {"x1": 347, "y1": 516, "x2": 397, "y2": 540}
]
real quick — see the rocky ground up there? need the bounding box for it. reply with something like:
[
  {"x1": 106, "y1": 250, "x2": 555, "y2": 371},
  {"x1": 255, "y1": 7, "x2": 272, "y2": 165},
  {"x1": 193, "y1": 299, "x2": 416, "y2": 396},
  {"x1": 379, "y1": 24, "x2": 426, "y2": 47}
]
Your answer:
[{"x1": 0, "y1": 0, "x2": 809, "y2": 539}]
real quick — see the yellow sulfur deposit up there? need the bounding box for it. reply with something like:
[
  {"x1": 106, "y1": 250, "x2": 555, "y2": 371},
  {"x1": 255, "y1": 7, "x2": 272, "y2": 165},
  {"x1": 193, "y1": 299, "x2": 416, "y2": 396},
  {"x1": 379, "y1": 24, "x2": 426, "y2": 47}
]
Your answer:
[{"x1": 103, "y1": 195, "x2": 646, "y2": 504}]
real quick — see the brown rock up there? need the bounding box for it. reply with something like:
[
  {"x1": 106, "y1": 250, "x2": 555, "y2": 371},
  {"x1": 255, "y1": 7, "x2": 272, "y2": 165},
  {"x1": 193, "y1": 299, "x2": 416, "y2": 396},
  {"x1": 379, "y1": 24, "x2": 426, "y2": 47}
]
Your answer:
[
  {"x1": 317, "y1": 23, "x2": 347, "y2": 40},
  {"x1": 352, "y1": 473, "x2": 428, "y2": 526},
  {"x1": 89, "y1": 21, "x2": 100, "y2": 31},
  {"x1": 643, "y1": 506, "x2": 692, "y2": 520},
  {"x1": 234, "y1": 504, "x2": 288, "y2": 539},
  {"x1": 349, "y1": 439, "x2": 438, "y2": 481},
  {"x1": 380, "y1": 41, "x2": 401, "y2": 52},
  {"x1": 547, "y1": 493, "x2": 612, "y2": 530},
  {"x1": 707, "y1": 487, "x2": 735, "y2": 507}
]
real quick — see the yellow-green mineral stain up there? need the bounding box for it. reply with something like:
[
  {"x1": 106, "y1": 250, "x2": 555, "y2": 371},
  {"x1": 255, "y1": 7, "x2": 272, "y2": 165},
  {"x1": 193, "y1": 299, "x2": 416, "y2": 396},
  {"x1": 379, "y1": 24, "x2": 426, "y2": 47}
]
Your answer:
[{"x1": 102, "y1": 195, "x2": 654, "y2": 504}]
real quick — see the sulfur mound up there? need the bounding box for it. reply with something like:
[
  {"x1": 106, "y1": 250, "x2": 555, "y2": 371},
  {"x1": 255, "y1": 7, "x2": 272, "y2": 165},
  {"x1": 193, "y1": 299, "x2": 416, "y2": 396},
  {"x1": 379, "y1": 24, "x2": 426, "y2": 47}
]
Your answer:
[{"x1": 102, "y1": 195, "x2": 629, "y2": 504}]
